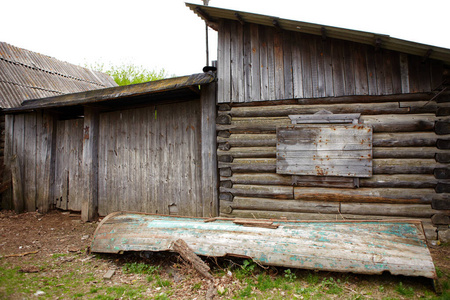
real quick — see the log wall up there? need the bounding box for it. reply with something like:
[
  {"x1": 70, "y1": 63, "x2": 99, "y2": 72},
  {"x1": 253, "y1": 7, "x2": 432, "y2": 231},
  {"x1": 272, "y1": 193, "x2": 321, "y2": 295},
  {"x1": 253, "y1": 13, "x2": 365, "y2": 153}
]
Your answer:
[
  {"x1": 217, "y1": 20, "x2": 446, "y2": 103},
  {"x1": 217, "y1": 94, "x2": 450, "y2": 240}
]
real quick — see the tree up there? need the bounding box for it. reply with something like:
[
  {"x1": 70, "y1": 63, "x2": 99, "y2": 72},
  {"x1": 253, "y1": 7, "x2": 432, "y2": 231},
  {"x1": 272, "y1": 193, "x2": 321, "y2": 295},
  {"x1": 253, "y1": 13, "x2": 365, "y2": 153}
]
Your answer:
[{"x1": 87, "y1": 62, "x2": 171, "y2": 86}]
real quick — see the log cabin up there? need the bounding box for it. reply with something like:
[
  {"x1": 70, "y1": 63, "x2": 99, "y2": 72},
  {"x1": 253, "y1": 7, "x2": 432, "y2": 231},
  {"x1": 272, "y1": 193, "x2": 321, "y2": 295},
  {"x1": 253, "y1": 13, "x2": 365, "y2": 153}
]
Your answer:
[{"x1": 3, "y1": 4, "x2": 450, "y2": 242}]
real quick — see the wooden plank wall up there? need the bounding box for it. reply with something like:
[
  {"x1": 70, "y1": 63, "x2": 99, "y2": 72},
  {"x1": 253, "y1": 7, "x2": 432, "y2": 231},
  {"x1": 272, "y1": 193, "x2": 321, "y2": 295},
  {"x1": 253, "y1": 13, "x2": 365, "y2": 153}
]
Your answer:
[
  {"x1": 53, "y1": 119, "x2": 84, "y2": 211},
  {"x1": 216, "y1": 95, "x2": 450, "y2": 240},
  {"x1": 98, "y1": 100, "x2": 203, "y2": 217},
  {"x1": 6, "y1": 112, "x2": 55, "y2": 213},
  {"x1": 217, "y1": 20, "x2": 445, "y2": 103}
]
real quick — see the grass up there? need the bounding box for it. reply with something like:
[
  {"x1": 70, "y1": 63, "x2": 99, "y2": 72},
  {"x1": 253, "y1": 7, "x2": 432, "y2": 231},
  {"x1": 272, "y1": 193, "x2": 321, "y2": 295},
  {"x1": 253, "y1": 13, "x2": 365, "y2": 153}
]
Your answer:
[{"x1": 0, "y1": 249, "x2": 448, "y2": 300}]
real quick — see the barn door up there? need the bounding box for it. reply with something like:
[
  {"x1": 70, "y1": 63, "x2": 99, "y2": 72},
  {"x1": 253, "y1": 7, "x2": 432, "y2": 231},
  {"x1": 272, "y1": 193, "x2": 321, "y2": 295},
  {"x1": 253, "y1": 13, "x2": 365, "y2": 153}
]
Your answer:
[
  {"x1": 98, "y1": 100, "x2": 203, "y2": 217},
  {"x1": 53, "y1": 118, "x2": 84, "y2": 211}
]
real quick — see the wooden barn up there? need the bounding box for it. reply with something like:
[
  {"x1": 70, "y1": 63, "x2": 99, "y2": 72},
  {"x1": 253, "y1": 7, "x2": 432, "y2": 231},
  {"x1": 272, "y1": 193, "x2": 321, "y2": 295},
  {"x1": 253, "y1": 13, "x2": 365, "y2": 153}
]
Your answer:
[
  {"x1": 0, "y1": 42, "x2": 117, "y2": 209},
  {"x1": 4, "y1": 4, "x2": 450, "y2": 242}
]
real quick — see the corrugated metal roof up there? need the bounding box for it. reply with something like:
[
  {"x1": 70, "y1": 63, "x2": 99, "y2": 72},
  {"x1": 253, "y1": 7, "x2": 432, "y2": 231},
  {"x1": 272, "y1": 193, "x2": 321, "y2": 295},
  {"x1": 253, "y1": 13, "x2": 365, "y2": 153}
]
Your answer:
[
  {"x1": 5, "y1": 72, "x2": 215, "y2": 113},
  {"x1": 0, "y1": 42, "x2": 117, "y2": 108},
  {"x1": 186, "y1": 3, "x2": 450, "y2": 65}
]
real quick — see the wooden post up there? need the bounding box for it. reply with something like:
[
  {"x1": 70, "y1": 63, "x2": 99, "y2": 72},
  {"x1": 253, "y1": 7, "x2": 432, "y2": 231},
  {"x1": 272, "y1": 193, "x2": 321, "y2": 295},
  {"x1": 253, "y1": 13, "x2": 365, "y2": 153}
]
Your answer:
[
  {"x1": 201, "y1": 82, "x2": 218, "y2": 217},
  {"x1": 81, "y1": 107, "x2": 99, "y2": 222}
]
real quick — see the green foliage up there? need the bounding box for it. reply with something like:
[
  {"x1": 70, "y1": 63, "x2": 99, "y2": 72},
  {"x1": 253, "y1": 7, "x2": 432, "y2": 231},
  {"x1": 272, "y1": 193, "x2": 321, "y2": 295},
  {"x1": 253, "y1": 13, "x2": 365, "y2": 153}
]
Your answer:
[
  {"x1": 87, "y1": 62, "x2": 171, "y2": 86},
  {"x1": 122, "y1": 262, "x2": 159, "y2": 275},
  {"x1": 284, "y1": 269, "x2": 297, "y2": 282},
  {"x1": 395, "y1": 282, "x2": 414, "y2": 297},
  {"x1": 234, "y1": 259, "x2": 257, "y2": 280},
  {"x1": 321, "y1": 277, "x2": 343, "y2": 295},
  {"x1": 305, "y1": 272, "x2": 320, "y2": 285}
]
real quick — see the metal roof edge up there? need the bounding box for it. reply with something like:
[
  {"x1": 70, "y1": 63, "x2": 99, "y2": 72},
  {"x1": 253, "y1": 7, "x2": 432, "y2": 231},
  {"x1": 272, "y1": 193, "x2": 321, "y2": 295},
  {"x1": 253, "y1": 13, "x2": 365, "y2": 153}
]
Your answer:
[
  {"x1": 185, "y1": 3, "x2": 450, "y2": 65},
  {"x1": 5, "y1": 72, "x2": 216, "y2": 113}
]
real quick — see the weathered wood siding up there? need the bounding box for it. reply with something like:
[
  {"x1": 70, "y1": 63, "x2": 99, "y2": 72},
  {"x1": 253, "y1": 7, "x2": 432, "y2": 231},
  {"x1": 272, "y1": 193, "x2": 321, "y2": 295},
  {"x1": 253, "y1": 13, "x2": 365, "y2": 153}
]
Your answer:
[
  {"x1": 217, "y1": 20, "x2": 445, "y2": 103},
  {"x1": 6, "y1": 112, "x2": 55, "y2": 213},
  {"x1": 54, "y1": 119, "x2": 84, "y2": 211},
  {"x1": 5, "y1": 85, "x2": 218, "y2": 219},
  {"x1": 217, "y1": 95, "x2": 450, "y2": 239},
  {"x1": 98, "y1": 100, "x2": 203, "y2": 217}
]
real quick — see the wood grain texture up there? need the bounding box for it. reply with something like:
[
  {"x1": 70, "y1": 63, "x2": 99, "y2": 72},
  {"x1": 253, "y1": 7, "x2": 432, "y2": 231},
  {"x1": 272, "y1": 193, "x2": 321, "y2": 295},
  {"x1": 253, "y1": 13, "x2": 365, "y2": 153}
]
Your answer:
[
  {"x1": 98, "y1": 100, "x2": 203, "y2": 217},
  {"x1": 91, "y1": 212, "x2": 437, "y2": 279}
]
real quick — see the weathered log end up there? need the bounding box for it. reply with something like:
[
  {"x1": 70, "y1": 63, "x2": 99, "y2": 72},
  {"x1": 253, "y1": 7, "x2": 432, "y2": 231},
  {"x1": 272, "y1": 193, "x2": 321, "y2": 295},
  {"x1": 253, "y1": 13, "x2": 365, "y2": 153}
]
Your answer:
[
  {"x1": 432, "y1": 198, "x2": 450, "y2": 210},
  {"x1": 431, "y1": 213, "x2": 450, "y2": 225}
]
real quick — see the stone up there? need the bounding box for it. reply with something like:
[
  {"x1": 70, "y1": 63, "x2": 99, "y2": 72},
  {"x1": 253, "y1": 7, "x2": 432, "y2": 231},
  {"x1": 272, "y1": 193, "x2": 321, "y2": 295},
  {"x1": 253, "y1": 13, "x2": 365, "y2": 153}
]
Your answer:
[
  {"x1": 431, "y1": 214, "x2": 450, "y2": 225},
  {"x1": 438, "y1": 229, "x2": 450, "y2": 243},
  {"x1": 103, "y1": 269, "x2": 115, "y2": 280}
]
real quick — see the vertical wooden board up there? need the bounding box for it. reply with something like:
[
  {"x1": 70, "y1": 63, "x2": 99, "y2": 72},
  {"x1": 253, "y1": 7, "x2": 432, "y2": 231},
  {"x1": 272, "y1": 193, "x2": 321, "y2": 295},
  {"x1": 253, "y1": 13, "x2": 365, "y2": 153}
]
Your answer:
[
  {"x1": 430, "y1": 60, "x2": 444, "y2": 90},
  {"x1": 158, "y1": 105, "x2": 169, "y2": 215},
  {"x1": 24, "y1": 113, "x2": 37, "y2": 211},
  {"x1": 193, "y1": 101, "x2": 203, "y2": 217},
  {"x1": 148, "y1": 106, "x2": 158, "y2": 214},
  {"x1": 68, "y1": 119, "x2": 83, "y2": 211},
  {"x1": 243, "y1": 23, "x2": 252, "y2": 102},
  {"x1": 418, "y1": 60, "x2": 432, "y2": 92},
  {"x1": 35, "y1": 112, "x2": 52, "y2": 213},
  {"x1": 250, "y1": 24, "x2": 261, "y2": 101},
  {"x1": 365, "y1": 46, "x2": 378, "y2": 95},
  {"x1": 231, "y1": 21, "x2": 244, "y2": 102},
  {"x1": 343, "y1": 41, "x2": 356, "y2": 95},
  {"x1": 222, "y1": 20, "x2": 232, "y2": 102},
  {"x1": 315, "y1": 37, "x2": 326, "y2": 98},
  {"x1": 217, "y1": 20, "x2": 226, "y2": 103},
  {"x1": 98, "y1": 113, "x2": 107, "y2": 216},
  {"x1": 12, "y1": 114, "x2": 25, "y2": 212},
  {"x1": 152, "y1": 106, "x2": 161, "y2": 214},
  {"x1": 266, "y1": 27, "x2": 276, "y2": 100},
  {"x1": 259, "y1": 26, "x2": 269, "y2": 100},
  {"x1": 283, "y1": 30, "x2": 294, "y2": 99},
  {"x1": 322, "y1": 39, "x2": 334, "y2": 97},
  {"x1": 382, "y1": 50, "x2": 395, "y2": 95},
  {"x1": 273, "y1": 29, "x2": 285, "y2": 100},
  {"x1": 408, "y1": 55, "x2": 421, "y2": 93},
  {"x1": 375, "y1": 50, "x2": 386, "y2": 95},
  {"x1": 309, "y1": 36, "x2": 320, "y2": 98},
  {"x1": 292, "y1": 32, "x2": 304, "y2": 98},
  {"x1": 390, "y1": 52, "x2": 402, "y2": 94},
  {"x1": 81, "y1": 108, "x2": 100, "y2": 221},
  {"x1": 173, "y1": 104, "x2": 182, "y2": 216},
  {"x1": 301, "y1": 34, "x2": 313, "y2": 98},
  {"x1": 399, "y1": 53, "x2": 410, "y2": 93},
  {"x1": 201, "y1": 84, "x2": 218, "y2": 217},
  {"x1": 53, "y1": 120, "x2": 64, "y2": 210},
  {"x1": 331, "y1": 39, "x2": 345, "y2": 97},
  {"x1": 4, "y1": 115, "x2": 14, "y2": 163},
  {"x1": 354, "y1": 43, "x2": 369, "y2": 95}
]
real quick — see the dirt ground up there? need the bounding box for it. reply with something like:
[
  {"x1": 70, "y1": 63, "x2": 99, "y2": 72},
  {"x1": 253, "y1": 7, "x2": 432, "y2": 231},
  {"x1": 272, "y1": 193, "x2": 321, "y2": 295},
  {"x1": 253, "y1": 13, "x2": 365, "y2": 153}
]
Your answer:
[{"x1": 0, "y1": 210, "x2": 449, "y2": 299}]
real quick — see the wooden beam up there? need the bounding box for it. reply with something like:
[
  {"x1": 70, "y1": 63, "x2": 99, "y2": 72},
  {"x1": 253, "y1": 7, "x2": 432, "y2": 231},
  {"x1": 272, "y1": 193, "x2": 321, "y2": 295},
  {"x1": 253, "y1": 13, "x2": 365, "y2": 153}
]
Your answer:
[
  {"x1": 81, "y1": 107, "x2": 99, "y2": 222},
  {"x1": 201, "y1": 83, "x2": 218, "y2": 217}
]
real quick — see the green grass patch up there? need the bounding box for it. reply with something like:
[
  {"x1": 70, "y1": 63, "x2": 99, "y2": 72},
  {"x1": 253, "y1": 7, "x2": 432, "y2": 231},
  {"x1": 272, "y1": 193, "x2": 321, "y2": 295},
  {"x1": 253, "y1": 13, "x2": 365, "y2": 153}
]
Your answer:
[
  {"x1": 122, "y1": 262, "x2": 160, "y2": 275},
  {"x1": 395, "y1": 282, "x2": 414, "y2": 297}
]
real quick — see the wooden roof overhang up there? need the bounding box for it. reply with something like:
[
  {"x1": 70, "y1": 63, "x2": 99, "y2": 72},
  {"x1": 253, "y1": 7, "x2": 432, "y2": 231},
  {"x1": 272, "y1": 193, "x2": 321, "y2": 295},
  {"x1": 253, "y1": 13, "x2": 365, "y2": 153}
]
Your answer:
[
  {"x1": 186, "y1": 3, "x2": 450, "y2": 65},
  {"x1": 4, "y1": 73, "x2": 216, "y2": 116}
]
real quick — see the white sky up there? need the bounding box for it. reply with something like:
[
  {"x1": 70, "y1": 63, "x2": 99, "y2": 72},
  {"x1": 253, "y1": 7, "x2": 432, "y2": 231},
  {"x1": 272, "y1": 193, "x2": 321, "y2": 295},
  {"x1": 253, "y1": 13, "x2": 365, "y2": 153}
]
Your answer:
[{"x1": 2, "y1": 0, "x2": 450, "y2": 77}]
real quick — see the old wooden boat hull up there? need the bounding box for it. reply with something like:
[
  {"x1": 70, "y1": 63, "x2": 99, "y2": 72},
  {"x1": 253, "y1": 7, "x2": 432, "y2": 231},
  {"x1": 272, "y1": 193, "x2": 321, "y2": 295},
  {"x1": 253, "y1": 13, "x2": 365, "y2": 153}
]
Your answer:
[{"x1": 91, "y1": 212, "x2": 436, "y2": 279}]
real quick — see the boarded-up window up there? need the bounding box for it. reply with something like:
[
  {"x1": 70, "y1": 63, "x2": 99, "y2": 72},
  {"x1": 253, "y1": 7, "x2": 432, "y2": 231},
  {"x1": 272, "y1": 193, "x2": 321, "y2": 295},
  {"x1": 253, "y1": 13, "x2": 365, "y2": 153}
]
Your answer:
[{"x1": 276, "y1": 114, "x2": 372, "y2": 178}]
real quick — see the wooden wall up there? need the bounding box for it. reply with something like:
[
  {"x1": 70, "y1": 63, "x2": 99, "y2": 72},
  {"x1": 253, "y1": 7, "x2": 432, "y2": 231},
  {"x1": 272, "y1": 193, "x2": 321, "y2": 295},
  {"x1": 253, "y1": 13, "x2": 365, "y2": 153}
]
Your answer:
[
  {"x1": 216, "y1": 94, "x2": 450, "y2": 240},
  {"x1": 5, "y1": 112, "x2": 55, "y2": 213},
  {"x1": 217, "y1": 20, "x2": 445, "y2": 103},
  {"x1": 4, "y1": 86, "x2": 218, "y2": 220},
  {"x1": 54, "y1": 119, "x2": 84, "y2": 211},
  {"x1": 98, "y1": 100, "x2": 203, "y2": 217}
]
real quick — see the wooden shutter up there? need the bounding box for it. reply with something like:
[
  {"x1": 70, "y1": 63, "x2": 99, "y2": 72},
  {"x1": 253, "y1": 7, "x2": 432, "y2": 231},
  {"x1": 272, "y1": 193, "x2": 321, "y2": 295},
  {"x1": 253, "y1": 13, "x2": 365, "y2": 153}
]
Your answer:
[{"x1": 276, "y1": 124, "x2": 372, "y2": 177}]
